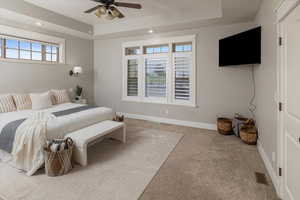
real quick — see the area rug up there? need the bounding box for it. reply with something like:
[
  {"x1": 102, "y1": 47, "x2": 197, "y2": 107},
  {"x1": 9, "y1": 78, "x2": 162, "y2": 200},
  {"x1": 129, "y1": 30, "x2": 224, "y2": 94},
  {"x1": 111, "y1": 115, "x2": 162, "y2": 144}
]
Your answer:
[{"x1": 0, "y1": 127, "x2": 183, "y2": 200}]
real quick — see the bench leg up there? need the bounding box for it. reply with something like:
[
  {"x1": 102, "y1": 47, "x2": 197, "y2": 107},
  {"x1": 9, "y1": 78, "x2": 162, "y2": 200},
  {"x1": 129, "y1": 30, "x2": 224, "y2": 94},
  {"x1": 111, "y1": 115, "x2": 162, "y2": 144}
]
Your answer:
[
  {"x1": 122, "y1": 125, "x2": 126, "y2": 143},
  {"x1": 73, "y1": 145, "x2": 88, "y2": 167},
  {"x1": 109, "y1": 125, "x2": 126, "y2": 143}
]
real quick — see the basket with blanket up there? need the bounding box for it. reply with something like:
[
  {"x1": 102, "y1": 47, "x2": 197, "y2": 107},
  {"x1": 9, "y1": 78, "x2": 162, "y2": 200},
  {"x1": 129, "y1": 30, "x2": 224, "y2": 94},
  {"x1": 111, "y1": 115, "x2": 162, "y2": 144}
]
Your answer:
[{"x1": 44, "y1": 137, "x2": 74, "y2": 177}]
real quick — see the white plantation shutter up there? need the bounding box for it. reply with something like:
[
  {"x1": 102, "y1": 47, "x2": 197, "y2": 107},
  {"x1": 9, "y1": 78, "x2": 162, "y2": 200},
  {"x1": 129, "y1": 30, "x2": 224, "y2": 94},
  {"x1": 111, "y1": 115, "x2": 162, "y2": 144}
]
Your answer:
[
  {"x1": 123, "y1": 36, "x2": 195, "y2": 106},
  {"x1": 127, "y1": 59, "x2": 138, "y2": 96},
  {"x1": 145, "y1": 57, "x2": 168, "y2": 98},
  {"x1": 173, "y1": 53, "x2": 192, "y2": 101}
]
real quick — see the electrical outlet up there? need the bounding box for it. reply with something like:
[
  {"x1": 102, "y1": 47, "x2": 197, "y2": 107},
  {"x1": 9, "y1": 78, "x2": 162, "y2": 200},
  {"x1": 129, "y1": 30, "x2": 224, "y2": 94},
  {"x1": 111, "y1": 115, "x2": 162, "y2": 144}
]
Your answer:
[{"x1": 165, "y1": 109, "x2": 169, "y2": 115}]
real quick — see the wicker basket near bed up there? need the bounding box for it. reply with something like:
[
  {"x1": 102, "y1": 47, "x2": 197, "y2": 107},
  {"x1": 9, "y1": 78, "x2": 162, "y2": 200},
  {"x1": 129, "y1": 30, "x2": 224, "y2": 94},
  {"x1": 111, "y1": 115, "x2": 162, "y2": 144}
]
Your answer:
[
  {"x1": 44, "y1": 138, "x2": 74, "y2": 177},
  {"x1": 240, "y1": 125, "x2": 258, "y2": 145}
]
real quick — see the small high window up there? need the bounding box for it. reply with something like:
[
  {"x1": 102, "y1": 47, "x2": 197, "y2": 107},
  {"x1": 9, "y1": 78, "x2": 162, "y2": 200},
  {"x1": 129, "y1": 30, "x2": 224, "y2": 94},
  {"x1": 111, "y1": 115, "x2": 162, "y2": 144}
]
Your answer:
[
  {"x1": 125, "y1": 47, "x2": 140, "y2": 55},
  {"x1": 1, "y1": 37, "x2": 59, "y2": 63},
  {"x1": 173, "y1": 42, "x2": 192, "y2": 52},
  {"x1": 144, "y1": 45, "x2": 169, "y2": 54}
]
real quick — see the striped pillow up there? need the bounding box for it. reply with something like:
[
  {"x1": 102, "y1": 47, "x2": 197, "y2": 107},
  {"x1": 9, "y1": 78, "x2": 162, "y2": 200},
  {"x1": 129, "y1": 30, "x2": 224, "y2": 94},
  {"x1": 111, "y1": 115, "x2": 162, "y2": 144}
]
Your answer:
[
  {"x1": 0, "y1": 95, "x2": 17, "y2": 113},
  {"x1": 13, "y1": 94, "x2": 32, "y2": 110},
  {"x1": 51, "y1": 89, "x2": 70, "y2": 105}
]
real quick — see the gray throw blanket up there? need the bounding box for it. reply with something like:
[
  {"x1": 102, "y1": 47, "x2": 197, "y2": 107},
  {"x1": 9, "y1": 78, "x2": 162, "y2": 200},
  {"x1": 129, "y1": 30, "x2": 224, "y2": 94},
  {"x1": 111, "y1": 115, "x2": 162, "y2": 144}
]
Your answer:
[{"x1": 0, "y1": 106, "x2": 97, "y2": 153}]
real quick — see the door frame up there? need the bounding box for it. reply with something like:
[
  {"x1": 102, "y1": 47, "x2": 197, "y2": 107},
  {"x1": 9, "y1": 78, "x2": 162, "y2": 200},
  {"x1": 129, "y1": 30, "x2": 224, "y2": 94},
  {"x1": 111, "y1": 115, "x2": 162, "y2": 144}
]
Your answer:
[{"x1": 275, "y1": 0, "x2": 300, "y2": 198}]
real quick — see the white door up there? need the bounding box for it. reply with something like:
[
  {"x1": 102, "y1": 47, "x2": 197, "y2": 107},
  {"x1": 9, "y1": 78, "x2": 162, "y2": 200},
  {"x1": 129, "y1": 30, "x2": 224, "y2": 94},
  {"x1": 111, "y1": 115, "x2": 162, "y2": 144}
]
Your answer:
[{"x1": 280, "y1": 3, "x2": 300, "y2": 200}]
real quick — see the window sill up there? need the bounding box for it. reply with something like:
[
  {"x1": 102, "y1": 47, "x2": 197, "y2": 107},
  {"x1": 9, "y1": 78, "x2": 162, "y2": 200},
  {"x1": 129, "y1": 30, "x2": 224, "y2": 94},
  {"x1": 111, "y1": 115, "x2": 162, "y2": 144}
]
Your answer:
[
  {"x1": 0, "y1": 58, "x2": 65, "y2": 65},
  {"x1": 122, "y1": 97, "x2": 197, "y2": 108}
]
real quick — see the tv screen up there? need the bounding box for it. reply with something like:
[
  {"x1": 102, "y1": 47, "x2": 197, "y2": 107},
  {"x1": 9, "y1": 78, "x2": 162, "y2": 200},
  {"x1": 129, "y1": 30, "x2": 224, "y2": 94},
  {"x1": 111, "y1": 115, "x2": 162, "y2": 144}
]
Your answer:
[{"x1": 219, "y1": 27, "x2": 261, "y2": 67}]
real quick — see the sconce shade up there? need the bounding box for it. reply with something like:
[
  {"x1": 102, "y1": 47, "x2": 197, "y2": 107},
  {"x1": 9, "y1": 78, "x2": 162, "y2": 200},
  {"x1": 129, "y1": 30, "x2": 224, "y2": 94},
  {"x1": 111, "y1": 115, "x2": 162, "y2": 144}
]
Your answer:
[
  {"x1": 73, "y1": 66, "x2": 83, "y2": 74},
  {"x1": 70, "y1": 66, "x2": 83, "y2": 76}
]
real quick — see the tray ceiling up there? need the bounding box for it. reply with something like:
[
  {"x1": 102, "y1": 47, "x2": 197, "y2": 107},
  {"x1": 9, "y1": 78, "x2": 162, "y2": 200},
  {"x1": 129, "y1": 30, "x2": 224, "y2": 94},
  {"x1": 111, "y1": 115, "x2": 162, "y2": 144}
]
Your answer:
[{"x1": 24, "y1": 0, "x2": 222, "y2": 25}]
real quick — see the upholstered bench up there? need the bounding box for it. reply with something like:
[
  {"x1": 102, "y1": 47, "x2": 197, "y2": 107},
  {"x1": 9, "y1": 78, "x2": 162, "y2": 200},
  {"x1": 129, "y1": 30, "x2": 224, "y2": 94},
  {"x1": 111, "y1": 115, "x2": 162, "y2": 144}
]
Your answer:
[{"x1": 66, "y1": 120, "x2": 126, "y2": 166}]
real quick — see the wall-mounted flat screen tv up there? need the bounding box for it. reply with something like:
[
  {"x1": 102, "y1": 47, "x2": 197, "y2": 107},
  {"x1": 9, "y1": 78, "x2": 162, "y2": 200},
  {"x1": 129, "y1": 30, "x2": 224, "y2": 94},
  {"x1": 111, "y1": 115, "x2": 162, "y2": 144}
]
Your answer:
[{"x1": 219, "y1": 26, "x2": 261, "y2": 67}]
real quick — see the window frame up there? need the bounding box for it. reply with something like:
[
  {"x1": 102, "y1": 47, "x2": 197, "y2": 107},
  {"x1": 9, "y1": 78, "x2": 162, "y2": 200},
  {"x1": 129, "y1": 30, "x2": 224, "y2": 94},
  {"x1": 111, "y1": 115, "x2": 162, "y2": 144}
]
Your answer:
[
  {"x1": 0, "y1": 24, "x2": 65, "y2": 64},
  {"x1": 122, "y1": 35, "x2": 196, "y2": 107}
]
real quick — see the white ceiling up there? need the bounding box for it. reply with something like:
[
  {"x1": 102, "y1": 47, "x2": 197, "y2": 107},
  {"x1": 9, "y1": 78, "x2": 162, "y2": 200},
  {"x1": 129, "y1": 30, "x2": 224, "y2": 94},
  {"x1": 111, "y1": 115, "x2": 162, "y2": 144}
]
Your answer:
[
  {"x1": 23, "y1": 0, "x2": 261, "y2": 36},
  {"x1": 24, "y1": 0, "x2": 173, "y2": 25}
]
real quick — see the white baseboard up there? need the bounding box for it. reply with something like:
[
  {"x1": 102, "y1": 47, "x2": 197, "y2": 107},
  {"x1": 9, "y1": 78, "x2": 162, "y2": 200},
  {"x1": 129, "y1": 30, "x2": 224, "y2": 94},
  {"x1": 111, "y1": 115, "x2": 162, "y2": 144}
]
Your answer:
[
  {"x1": 257, "y1": 140, "x2": 280, "y2": 194},
  {"x1": 118, "y1": 112, "x2": 217, "y2": 131}
]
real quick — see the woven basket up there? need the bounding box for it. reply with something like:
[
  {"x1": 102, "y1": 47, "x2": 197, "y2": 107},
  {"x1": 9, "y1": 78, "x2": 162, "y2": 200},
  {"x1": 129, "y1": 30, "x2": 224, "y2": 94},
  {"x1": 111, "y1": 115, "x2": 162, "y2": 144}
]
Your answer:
[
  {"x1": 44, "y1": 138, "x2": 74, "y2": 177},
  {"x1": 217, "y1": 118, "x2": 233, "y2": 135},
  {"x1": 233, "y1": 117, "x2": 248, "y2": 137},
  {"x1": 240, "y1": 125, "x2": 258, "y2": 145}
]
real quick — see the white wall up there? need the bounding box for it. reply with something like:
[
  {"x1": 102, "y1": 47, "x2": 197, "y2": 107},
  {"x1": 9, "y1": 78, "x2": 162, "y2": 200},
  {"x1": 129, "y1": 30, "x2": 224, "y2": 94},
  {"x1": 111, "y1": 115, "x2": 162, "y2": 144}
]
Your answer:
[
  {"x1": 94, "y1": 22, "x2": 256, "y2": 125},
  {"x1": 254, "y1": 0, "x2": 278, "y2": 172}
]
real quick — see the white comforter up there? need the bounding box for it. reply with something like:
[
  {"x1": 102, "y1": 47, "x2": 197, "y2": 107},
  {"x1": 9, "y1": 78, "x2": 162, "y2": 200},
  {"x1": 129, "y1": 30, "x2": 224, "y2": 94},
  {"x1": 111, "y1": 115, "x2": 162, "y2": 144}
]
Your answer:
[
  {"x1": 0, "y1": 103, "x2": 114, "y2": 140},
  {"x1": 0, "y1": 103, "x2": 114, "y2": 174}
]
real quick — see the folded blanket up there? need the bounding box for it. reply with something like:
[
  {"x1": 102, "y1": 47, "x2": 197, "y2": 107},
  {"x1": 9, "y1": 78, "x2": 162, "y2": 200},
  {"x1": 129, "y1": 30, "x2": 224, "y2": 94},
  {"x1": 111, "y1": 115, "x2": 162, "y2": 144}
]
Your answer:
[{"x1": 11, "y1": 112, "x2": 55, "y2": 176}]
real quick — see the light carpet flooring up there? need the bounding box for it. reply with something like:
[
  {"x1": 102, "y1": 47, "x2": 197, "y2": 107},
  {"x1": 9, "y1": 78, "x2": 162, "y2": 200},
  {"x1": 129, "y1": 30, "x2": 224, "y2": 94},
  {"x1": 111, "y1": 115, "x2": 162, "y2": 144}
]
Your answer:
[
  {"x1": 0, "y1": 118, "x2": 279, "y2": 200},
  {"x1": 130, "y1": 119, "x2": 279, "y2": 200},
  {"x1": 0, "y1": 124, "x2": 183, "y2": 200}
]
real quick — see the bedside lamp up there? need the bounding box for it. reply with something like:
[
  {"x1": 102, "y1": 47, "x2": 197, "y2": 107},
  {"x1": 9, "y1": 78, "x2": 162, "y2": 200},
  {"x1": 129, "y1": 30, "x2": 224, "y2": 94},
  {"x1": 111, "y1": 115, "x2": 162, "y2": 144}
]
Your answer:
[{"x1": 70, "y1": 66, "x2": 83, "y2": 77}]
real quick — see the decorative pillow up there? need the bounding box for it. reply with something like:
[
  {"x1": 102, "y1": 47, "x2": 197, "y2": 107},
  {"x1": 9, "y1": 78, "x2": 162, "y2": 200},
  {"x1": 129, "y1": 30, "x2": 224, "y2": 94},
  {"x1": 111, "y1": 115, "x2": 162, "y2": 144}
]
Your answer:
[
  {"x1": 51, "y1": 89, "x2": 71, "y2": 105},
  {"x1": 0, "y1": 94, "x2": 16, "y2": 113},
  {"x1": 30, "y1": 91, "x2": 53, "y2": 110},
  {"x1": 13, "y1": 94, "x2": 32, "y2": 110}
]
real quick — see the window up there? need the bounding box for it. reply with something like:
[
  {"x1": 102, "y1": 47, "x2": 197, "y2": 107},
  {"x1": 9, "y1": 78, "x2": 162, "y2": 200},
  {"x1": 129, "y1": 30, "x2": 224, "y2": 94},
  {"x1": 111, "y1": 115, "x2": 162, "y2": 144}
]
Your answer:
[
  {"x1": 45, "y1": 45, "x2": 59, "y2": 62},
  {"x1": 144, "y1": 45, "x2": 169, "y2": 54},
  {"x1": 125, "y1": 47, "x2": 140, "y2": 55},
  {"x1": 173, "y1": 54, "x2": 192, "y2": 101},
  {"x1": 173, "y1": 42, "x2": 192, "y2": 52},
  {"x1": 127, "y1": 59, "x2": 138, "y2": 96},
  {"x1": 123, "y1": 35, "x2": 196, "y2": 106},
  {"x1": 0, "y1": 37, "x2": 59, "y2": 63},
  {"x1": 145, "y1": 57, "x2": 168, "y2": 98},
  {"x1": 0, "y1": 25, "x2": 65, "y2": 64}
]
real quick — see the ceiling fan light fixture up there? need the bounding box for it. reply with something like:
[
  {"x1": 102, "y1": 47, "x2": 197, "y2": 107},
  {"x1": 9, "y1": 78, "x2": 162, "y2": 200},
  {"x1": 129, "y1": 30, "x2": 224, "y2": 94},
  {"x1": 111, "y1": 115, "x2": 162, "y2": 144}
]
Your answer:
[
  {"x1": 98, "y1": 6, "x2": 107, "y2": 14},
  {"x1": 95, "y1": 10, "x2": 102, "y2": 18},
  {"x1": 111, "y1": 8, "x2": 121, "y2": 17},
  {"x1": 103, "y1": 11, "x2": 115, "y2": 20},
  {"x1": 85, "y1": 0, "x2": 142, "y2": 20},
  {"x1": 95, "y1": 6, "x2": 107, "y2": 17}
]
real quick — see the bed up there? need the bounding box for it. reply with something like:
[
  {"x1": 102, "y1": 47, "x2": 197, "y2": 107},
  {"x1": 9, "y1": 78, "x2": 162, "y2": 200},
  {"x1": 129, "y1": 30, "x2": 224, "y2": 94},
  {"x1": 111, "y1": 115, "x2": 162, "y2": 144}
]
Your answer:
[{"x1": 0, "y1": 103, "x2": 114, "y2": 175}]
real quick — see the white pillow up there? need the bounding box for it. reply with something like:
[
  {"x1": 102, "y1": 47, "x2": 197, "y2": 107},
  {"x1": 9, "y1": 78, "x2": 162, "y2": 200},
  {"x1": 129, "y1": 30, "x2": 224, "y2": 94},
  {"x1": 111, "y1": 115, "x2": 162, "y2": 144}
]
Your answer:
[{"x1": 30, "y1": 92, "x2": 53, "y2": 110}]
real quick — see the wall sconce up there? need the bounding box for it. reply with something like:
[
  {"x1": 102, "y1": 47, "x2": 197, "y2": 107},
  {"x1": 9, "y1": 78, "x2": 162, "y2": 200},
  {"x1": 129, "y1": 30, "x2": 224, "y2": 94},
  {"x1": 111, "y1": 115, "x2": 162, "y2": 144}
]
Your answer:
[{"x1": 69, "y1": 66, "x2": 83, "y2": 77}]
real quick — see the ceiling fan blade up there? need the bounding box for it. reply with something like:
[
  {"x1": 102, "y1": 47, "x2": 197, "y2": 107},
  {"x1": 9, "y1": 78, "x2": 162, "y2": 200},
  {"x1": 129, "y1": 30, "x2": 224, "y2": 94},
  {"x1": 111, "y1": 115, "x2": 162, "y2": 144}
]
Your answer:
[
  {"x1": 114, "y1": 2, "x2": 142, "y2": 9},
  {"x1": 110, "y1": 7, "x2": 125, "y2": 18},
  {"x1": 84, "y1": 5, "x2": 101, "y2": 13}
]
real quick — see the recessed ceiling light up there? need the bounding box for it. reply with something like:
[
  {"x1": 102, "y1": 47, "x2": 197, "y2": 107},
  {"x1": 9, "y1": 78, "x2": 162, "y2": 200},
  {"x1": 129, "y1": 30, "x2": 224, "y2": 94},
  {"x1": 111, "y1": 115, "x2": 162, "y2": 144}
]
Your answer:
[
  {"x1": 148, "y1": 29, "x2": 154, "y2": 34},
  {"x1": 35, "y1": 21, "x2": 42, "y2": 26}
]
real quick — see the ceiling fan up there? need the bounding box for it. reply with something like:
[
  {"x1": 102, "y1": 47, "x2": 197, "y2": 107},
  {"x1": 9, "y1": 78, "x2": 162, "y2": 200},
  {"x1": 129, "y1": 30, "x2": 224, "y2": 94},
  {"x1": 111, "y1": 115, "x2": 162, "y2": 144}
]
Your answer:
[{"x1": 84, "y1": 0, "x2": 142, "y2": 20}]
